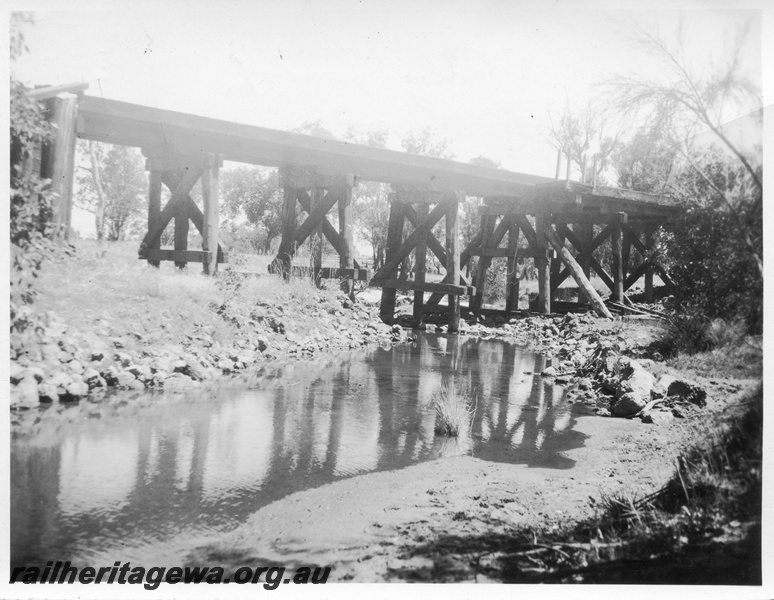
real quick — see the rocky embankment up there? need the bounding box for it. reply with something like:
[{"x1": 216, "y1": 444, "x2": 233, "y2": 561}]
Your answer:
[
  {"x1": 460, "y1": 311, "x2": 709, "y2": 424},
  {"x1": 9, "y1": 291, "x2": 405, "y2": 410},
  {"x1": 10, "y1": 287, "x2": 708, "y2": 429}
]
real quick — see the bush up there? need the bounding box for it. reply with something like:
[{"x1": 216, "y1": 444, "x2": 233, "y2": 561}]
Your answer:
[
  {"x1": 431, "y1": 382, "x2": 476, "y2": 437},
  {"x1": 659, "y1": 204, "x2": 762, "y2": 335},
  {"x1": 9, "y1": 15, "x2": 59, "y2": 357}
]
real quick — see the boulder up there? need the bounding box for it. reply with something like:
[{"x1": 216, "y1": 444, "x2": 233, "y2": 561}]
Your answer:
[
  {"x1": 82, "y1": 368, "x2": 106, "y2": 390},
  {"x1": 152, "y1": 370, "x2": 169, "y2": 387},
  {"x1": 100, "y1": 366, "x2": 119, "y2": 386},
  {"x1": 116, "y1": 371, "x2": 143, "y2": 390},
  {"x1": 641, "y1": 410, "x2": 674, "y2": 425},
  {"x1": 612, "y1": 392, "x2": 647, "y2": 418},
  {"x1": 126, "y1": 364, "x2": 153, "y2": 383},
  {"x1": 615, "y1": 360, "x2": 655, "y2": 403},
  {"x1": 651, "y1": 375, "x2": 677, "y2": 399},
  {"x1": 67, "y1": 360, "x2": 84, "y2": 374},
  {"x1": 37, "y1": 383, "x2": 59, "y2": 403},
  {"x1": 9, "y1": 362, "x2": 27, "y2": 385},
  {"x1": 47, "y1": 371, "x2": 74, "y2": 393},
  {"x1": 114, "y1": 352, "x2": 133, "y2": 368},
  {"x1": 163, "y1": 374, "x2": 199, "y2": 391},
  {"x1": 61, "y1": 380, "x2": 89, "y2": 401},
  {"x1": 541, "y1": 366, "x2": 557, "y2": 378},
  {"x1": 667, "y1": 379, "x2": 707, "y2": 407},
  {"x1": 13, "y1": 375, "x2": 41, "y2": 406}
]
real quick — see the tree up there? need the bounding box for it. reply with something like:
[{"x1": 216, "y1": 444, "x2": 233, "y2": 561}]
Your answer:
[
  {"x1": 401, "y1": 127, "x2": 455, "y2": 160},
  {"x1": 344, "y1": 128, "x2": 391, "y2": 269},
  {"x1": 604, "y1": 20, "x2": 762, "y2": 275},
  {"x1": 220, "y1": 166, "x2": 283, "y2": 253},
  {"x1": 10, "y1": 12, "x2": 58, "y2": 353},
  {"x1": 77, "y1": 142, "x2": 147, "y2": 240},
  {"x1": 611, "y1": 109, "x2": 678, "y2": 194},
  {"x1": 547, "y1": 102, "x2": 621, "y2": 185}
]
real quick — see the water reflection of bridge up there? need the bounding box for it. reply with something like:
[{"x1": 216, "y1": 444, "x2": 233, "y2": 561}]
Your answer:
[{"x1": 12, "y1": 335, "x2": 585, "y2": 568}]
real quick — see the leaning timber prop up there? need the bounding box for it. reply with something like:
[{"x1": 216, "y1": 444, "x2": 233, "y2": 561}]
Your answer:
[{"x1": 543, "y1": 226, "x2": 613, "y2": 319}]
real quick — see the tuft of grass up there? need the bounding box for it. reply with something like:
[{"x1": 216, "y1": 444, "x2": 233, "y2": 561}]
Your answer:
[{"x1": 431, "y1": 382, "x2": 476, "y2": 437}]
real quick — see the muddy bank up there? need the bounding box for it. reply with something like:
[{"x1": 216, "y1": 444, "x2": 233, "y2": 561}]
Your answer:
[{"x1": 186, "y1": 380, "x2": 757, "y2": 582}]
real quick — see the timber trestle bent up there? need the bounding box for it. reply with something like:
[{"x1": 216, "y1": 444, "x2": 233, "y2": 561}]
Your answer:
[{"x1": 31, "y1": 83, "x2": 679, "y2": 333}]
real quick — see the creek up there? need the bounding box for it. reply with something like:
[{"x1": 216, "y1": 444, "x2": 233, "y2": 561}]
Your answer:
[{"x1": 11, "y1": 333, "x2": 587, "y2": 569}]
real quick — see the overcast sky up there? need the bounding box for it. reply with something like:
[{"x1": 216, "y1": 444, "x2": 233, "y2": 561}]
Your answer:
[{"x1": 10, "y1": 0, "x2": 765, "y2": 179}]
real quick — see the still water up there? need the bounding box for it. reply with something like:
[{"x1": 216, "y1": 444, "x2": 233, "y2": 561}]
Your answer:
[{"x1": 11, "y1": 334, "x2": 586, "y2": 569}]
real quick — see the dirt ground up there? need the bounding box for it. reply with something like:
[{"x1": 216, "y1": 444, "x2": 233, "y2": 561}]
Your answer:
[{"x1": 188, "y1": 373, "x2": 759, "y2": 582}]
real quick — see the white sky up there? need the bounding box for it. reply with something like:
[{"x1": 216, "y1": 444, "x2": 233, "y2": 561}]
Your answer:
[{"x1": 9, "y1": 0, "x2": 765, "y2": 179}]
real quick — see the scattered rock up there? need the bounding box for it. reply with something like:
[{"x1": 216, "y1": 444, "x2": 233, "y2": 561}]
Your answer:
[
  {"x1": 641, "y1": 410, "x2": 674, "y2": 425},
  {"x1": 612, "y1": 392, "x2": 647, "y2": 418},
  {"x1": 666, "y1": 379, "x2": 707, "y2": 407},
  {"x1": 164, "y1": 374, "x2": 199, "y2": 391},
  {"x1": 61, "y1": 380, "x2": 89, "y2": 401},
  {"x1": 37, "y1": 383, "x2": 59, "y2": 403},
  {"x1": 614, "y1": 359, "x2": 655, "y2": 403}
]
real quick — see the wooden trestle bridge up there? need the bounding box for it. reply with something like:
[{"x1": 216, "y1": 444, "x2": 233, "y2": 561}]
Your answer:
[{"x1": 31, "y1": 83, "x2": 679, "y2": 333}]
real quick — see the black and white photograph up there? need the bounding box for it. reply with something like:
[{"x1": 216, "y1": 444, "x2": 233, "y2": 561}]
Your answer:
[{"x1": 6, "y1": 0, "x2": 769, "y2": 596}]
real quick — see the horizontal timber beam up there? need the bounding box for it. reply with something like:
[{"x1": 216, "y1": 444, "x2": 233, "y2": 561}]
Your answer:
[
  {"x1": 138, "y1": 249, "x2": 228, "y2": 263},
  {"x1": 470, "y1": 247, "x2": 554, "y2": 259},
  {"x1": 76, "y1": 96, "x2": 551, "y2": 197},
  {"x1": 317, "y1": 267, "x2": 369, "y2": 281},
  {"x1": 372, "y1": 279, "x2": 474, "y2": 296}
]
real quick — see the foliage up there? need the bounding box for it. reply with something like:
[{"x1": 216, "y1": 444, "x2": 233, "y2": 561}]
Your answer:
[
  {"x1": 611, "y1": 109, "x2": 678, "y2": 193},
  {"x1": 220, "y1": 166, "x2": 283, "y2": 253},
  {"x1": 604, "y1": 20, "x2": 762, "y2": 277},
  {"x1": 76, "y1": 141, "x2": 147, "y2": 240},
  {"x1": 547, "y1": 102, "x2": 620, "y2": 184},
  {"x1": 401, "y1": 127, "x2": 455, "y2": 160},
  {"x1": 344, "y1": 128, "x2": 392, "y2": 269},
  {"x1": 654, "y1": 147, "x2": 762, "y2": 344},
  {"x1": 9, "y1": 12, "x2": 59, "y2": 354}
]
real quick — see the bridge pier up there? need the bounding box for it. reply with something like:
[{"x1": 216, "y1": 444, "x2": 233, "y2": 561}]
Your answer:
[
  {"x1": 372, "y1": 186, "x2": 469, "y2": 333},
  {"x1": 139, "y1": 150, "x2": 226, "y2": 272},
  {"x1": 269, "y1": 167, "x2": 366, "y2": 299}
]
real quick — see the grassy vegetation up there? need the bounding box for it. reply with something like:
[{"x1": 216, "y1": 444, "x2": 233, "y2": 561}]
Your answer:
[
  {"x1": 649, "y1": 311, "x2": 763, "y2": 380},
  {"x1": 34, "y1": 240, "x2": 348, "y2": 357},
  {"x1": 431, "y1": 382, "x2": 476, "y2": 437}
]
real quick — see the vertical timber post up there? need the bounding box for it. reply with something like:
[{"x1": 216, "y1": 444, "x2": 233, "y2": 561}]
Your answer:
[
  {"x1": 644, "y1": 230, "x2": 655, "y2": 302},
  {"x1": 275, "y1": 185, "x2": 298, "y2": 279},
  {"x1": 535, "y1": 214, "x2": 551, "y2": 314},
  {"x1": 622, "y1": 228, "x2": 632, "y2": 283},
  {"x1": 380, "y1": 194, "x2": 404, "y2": 324},
  {"x1": 611, "y1": 214, "x2": 624, "y2": 302},
  {"x1": 472, "y1": 214, "x2": 494, "y2": 311},
  {"x1": 201, "y1": 153, "x2": 221, "y2": 275},
  {"x1": 578, "y1": 223, "x2": 593, "y2": 279},
  {"x1": 48, "y1": 93, "x2": 78, "y2": 240},
  {"x1": 310, "y1": 188, "x2": 324, "y2": 285},
  {"x1": 505, "y1": 218, "x2": 520, "y2": 313},
  {"x1": 413, "y1": 203, "x2": 428, "y2": 328},
  {"x1": 174, "y1": 171, "x2": 190, "y2": 270},
  {"x1": 550, "y1": 224, "x2": 565, "y2": 301},
  {"x1": 338, "y1": 180, "x2": 355, "y2": 300},
  {"x1": 446, "y1": 194, "x2": 462, "y2": 334},
  {"x1": 147, "y1": 171, "x2": 162, "y2": 267}
]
